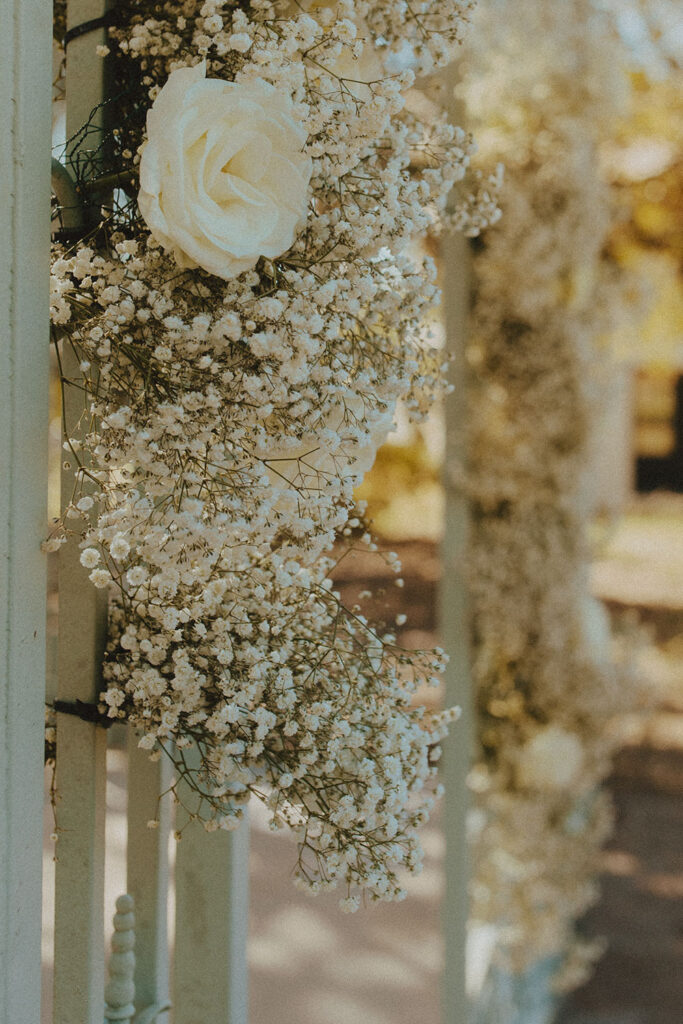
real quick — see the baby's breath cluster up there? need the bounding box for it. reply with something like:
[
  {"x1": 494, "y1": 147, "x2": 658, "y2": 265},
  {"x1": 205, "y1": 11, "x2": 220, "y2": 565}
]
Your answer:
[
  {"x1": 50, "y1": 0, "x2": 489, "y2": 903},
  {"x1": 459, "y1": 0, "x2": 642, "y2": 988}
]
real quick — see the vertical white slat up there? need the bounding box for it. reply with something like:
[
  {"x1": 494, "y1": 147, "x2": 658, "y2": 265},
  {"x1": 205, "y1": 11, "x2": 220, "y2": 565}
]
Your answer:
[
  {"x1": 53, "y1": 340, "x2": 109, "y2": 1023},
  {"x1": 439, "y1": 66, "x2": 474, "y2": 1024},
  {"x1": 127, "y1": 736, "x2": 172, "y2": 1014},
  {"x1": 53, "y1": 4, "x2": 110, "y2": 1022},
  {"x1": 0, "y1": 2, "x2": 52, "y2": 1022},
  {"x1": 174, "y1": 758, "x2": 250, "y2": 1024}
]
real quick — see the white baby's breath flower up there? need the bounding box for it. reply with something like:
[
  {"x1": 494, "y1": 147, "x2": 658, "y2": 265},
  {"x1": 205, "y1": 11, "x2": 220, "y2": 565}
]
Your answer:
[
  {"x1": 109, "y1": 534, "x2": 131, "y2": 560},
  {"x1": 138, "y1": 62, "x2": 312, "y2": 280},
  {"x1": 89, "y1": 568, "x2": 112, "y2": 589},
  {"x1": 259, "y1": 397, "x2": 395, "y2": 500},
  {"x1": 42, "y1": 536, "x2": 66, "y2": 553},
  {"x1": 80, "y1": 547, "x2": 101, "y2": 569}
]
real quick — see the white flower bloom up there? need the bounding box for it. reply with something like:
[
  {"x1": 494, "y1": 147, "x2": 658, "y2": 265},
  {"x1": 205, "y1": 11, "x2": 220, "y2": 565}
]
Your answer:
[
  {"x1": 80, "y1": 547, "x2": 101, "y2": 569},
  {"x1": 110, "y1": 534, "x2": 131, "y2": 560},
  {"x1": 42, "y1": 536, "x2": 66, "y2": 553},
  {"x1": 516, "y1": 726, "x2": 585, "y2": 792},
  {"x1": 89, "y1": 568, "x2": 113, "y2": 589},
  {"x1": 259, "y1": 397, "x2": 395, "y2": 499},
  {"x1": 288, "y1": 0, "x2": 385, "y2": 91},
  {"x1": 138, "y1": 63, "x2": 312, "y2": 280}
]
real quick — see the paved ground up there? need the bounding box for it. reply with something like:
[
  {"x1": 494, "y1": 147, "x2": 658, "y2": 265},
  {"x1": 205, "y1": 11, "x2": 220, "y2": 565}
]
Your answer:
[
  {"x1": 558, "y1": 630, "x2": 683, "y2": 1024},
  {"x1": 42, "y1": 506, "x2": 683, "y2": 1023}
]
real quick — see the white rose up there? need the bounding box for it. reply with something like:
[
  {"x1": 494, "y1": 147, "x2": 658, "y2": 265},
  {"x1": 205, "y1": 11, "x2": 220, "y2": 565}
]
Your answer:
[
  {"x1": 516, "y1": 725, "x2": 585, "y2": 792},
  {"x1": 138, "y1": 63, "x2": 312, "y2": 280}
]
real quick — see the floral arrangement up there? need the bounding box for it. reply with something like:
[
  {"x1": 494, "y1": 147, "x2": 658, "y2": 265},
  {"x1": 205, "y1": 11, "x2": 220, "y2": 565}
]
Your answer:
[
  {"x1": 458, "y1": 0, "x2": 642, "y2": 988},
  {"x1": 49, "y1": 0, "x2": 496, "y2": 908}
]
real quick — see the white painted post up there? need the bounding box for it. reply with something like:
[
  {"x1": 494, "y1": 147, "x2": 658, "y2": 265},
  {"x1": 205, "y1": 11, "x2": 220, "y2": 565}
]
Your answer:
[
  {"x1": 0, "y1": 2, "x2": 52, "y2": 1022},
  {"x1": 174, "y1": 757, "x2": 250, "y2": 1024},
  {"x1": 53, "y1": 327, "x2": 110, "y2": 1016},
  {"x1": 53, "y1": 4, "x2": 110, "y2": 1022},
  {"x1": 127, "y1": 738, "x2": 172, "y2": 1015},
  {"x1": 439, "y1": 64, "x2": 474, "y2": 1024}
]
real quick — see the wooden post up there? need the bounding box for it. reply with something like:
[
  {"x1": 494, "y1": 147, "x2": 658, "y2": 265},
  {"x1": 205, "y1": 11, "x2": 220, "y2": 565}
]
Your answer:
[
  {"x1": 53, "y1": 4, "x2": 110, "y2": 1022},
  {"x1": 439, "y1": 64, "x2": 474, "y2": 1024},
  {"x1": 0, "y1": 2, "x2": 52, "y2": 1022},
  {"x1": 174, "y1": 753, "x2": 250, "y2": 1024}
]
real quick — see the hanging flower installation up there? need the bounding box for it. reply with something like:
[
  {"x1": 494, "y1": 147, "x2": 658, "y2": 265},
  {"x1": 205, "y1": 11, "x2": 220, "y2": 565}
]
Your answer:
[
  {"x1": 459, "y1": 0, "x2": 643, "y2": 988},
  {"x1": 49, "y1": 0, "x2": 494, "y2": 907}
]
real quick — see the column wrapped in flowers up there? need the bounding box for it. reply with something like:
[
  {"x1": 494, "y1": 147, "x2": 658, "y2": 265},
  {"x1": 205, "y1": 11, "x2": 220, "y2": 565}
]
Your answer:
[
  {"x1": 459, "y1": 0, "x2": 642, "y2": 996},
  {"x1": 49, "y1": 0, "x2": 495, "y2": 908}
]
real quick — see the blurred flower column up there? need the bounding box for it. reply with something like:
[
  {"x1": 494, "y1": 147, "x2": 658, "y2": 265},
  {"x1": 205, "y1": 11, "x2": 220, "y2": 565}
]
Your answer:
[{"x1": 458, "y1": 0, "x2": 638, "y2": 1019}]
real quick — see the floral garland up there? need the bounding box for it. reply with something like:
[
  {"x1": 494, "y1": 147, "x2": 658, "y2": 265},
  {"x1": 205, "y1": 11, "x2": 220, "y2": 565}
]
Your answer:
[
  {"x1": 459, "y1": 0, "x2": 642, "y2": 987},
  {"x1": 49, "y1": 0, "x2": 496, "y2": 908}
]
